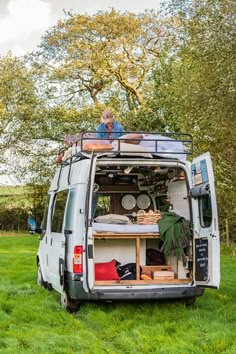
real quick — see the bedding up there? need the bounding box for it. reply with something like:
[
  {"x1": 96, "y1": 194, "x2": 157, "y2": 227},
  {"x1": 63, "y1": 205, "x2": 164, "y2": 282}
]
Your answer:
[
  {"x1": 92, "y1": 222, "x2": 160, "y2": 234},
  {"x1": 140, "y1": 134, "x2": 186, "y2": 161},
  {"x1": 60, "y1": 133, "x2": 187, "y2": 161},
  {"x1": 94, "y1": 214, "x2": 130, "y2": 224},
  {"x1": 119, "y1": 133, "x2": 143, "y2": 145},
  {"x1": 112, "y1": 142, "x2": 153, "y2": 158}
]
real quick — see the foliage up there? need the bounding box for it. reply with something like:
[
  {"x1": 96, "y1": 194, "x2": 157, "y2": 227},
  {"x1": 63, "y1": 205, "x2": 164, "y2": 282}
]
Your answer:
[
  {"x1": 0, "y1": 185, "x2": 46, "y2": 230},
  {"x1": 34, "y1": 9, "x2": 167, "y2": 111},
  {"x1": 153, "y1": 0, "x2": 236, "y2": 218},
  {"x1": 0, "y1": 5, "x2": 235, "y2": 223},
  {"x1": 0, "y1": 207, "x2": 29, "y2": 231},
  {"x1": 0, "y1": 235, "x2": 236, "y2": 353},
  {"x1": 0, "y1": 54, "x2": 41, "y2": 159}
]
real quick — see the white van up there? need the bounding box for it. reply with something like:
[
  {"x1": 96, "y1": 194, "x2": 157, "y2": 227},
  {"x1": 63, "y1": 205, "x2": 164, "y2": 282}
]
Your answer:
[{"x1": 36, "y1": 132, "x2": 220, "y2": 312}]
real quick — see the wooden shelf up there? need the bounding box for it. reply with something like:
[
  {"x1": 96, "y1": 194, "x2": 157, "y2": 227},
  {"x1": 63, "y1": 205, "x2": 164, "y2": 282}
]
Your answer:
[
  {"x1": 94, "y1": 233, "x2": 160, "y2": 239},
  {"x1": 95, "y1": 279, "x2": 192, "y2": 286},
  {"x1": 94, "y1": 232, "x2": 160, "y2": 280}
]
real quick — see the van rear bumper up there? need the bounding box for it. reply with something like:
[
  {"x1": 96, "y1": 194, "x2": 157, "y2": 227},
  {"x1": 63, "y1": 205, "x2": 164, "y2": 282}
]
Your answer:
[{"x1": 65, "y1": 274, "x2": 204, "y2": 301}]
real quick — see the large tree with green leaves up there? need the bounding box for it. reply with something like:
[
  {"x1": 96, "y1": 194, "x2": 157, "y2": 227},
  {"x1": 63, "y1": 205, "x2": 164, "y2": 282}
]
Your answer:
[
  {"x1": 33, "y1": 9, "x2": 168, "y2": 114},
  {"x1": 0, "y1": 54, "x2": 40, "y2": 157},
  {"x1": 152, "y1": 0, "x2": 236, "y2": 218}
]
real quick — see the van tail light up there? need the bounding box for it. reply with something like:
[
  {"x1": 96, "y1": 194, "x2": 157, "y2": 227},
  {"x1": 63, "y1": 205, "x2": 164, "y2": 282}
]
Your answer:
[{"x1": 73, "y1": 246, "x2": 83, "y2": 273}]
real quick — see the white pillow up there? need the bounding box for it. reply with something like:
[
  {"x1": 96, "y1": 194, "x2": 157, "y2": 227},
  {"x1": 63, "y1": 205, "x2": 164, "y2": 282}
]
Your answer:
[
  {"x1": 113, "y1": 142, "x2": 152, "y2": 158},
  {"x1": 94, "y1": 214, "x2": 130, "y2": 224}
]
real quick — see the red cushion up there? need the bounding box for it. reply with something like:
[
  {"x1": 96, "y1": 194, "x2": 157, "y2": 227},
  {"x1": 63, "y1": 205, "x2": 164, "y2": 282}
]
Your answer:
[
  {"x1": 83, "y1": 141, "x2": 113, "y2": 151},
  {"x1": 95, "y1": 259, "x2": 120, "y2": 280}
]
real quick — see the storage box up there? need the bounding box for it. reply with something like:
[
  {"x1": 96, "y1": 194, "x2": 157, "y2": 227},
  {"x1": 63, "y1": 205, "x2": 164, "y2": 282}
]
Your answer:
[
  {"x1": 152, "y1": 271, "x2": 175, "y2": 280},
  {"x1": 142, "y1": 265, "x2": 172, "y2": 273}
]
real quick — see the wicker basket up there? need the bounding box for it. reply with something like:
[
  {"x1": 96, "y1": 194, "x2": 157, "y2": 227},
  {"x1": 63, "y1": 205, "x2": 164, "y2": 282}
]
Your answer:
[{"x1": 137, "y1": 210, "x2": 161, "y2": 225}]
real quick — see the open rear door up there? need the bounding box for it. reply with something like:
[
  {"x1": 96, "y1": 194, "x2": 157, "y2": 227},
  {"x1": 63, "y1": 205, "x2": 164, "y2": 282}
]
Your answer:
[
  {"x1": 191, "y1": 152, "x2": 220, "y2": 288},
  {"x1": 83, "y1": 153, "x2": 97, "y2": 293}
]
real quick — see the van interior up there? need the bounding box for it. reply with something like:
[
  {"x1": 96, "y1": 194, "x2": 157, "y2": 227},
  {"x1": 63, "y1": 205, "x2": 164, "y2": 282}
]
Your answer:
[{"x1": 91, "y1": 161, "x2": 193, "y2": 286}]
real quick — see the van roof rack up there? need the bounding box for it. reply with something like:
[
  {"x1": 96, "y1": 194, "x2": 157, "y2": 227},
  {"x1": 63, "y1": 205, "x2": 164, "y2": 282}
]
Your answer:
[
  {"x1": 58, "y1": 131, "x2": 193, "y2": 164},
  {"x1": 56, "y1": 131, "x2": 192, "y2": 187},
  {"x1": 80, "y1": 131, "x2": 192, "y2": 155}
]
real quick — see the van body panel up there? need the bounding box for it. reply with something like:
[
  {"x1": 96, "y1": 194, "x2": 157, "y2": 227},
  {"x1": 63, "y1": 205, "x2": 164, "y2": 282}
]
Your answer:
[
  {"x1": 191, "y1": 152, "x2": 220, "y2": 288},
  {"x1": 47, "y1": 189, "x2": 68, "y2": 293},
  {"x1": 49, "y1": 159, "x2": 92, "y2": 192},
  {"x1": 37, "y1": 136, "x2": 220, "y2": 306},
  {"x1": 65, "y1": 271, "x2": 204, "y2": 300}
]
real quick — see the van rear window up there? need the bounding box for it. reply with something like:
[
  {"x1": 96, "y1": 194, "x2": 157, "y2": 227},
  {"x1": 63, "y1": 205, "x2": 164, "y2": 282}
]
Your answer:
[{"x1": 199, "y1": 195, "x2": 212, "y2": 228}]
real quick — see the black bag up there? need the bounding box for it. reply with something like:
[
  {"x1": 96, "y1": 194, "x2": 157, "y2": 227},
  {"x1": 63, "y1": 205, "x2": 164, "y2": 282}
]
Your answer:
[
  {"x1": 146, "y1": 248, "x2": 165, "y2": 265},
  {"x1": 117, "y1": 263, "x2": 142, "y2": 278},
  {"x1": 120, "y1": 272, "x2": 136, "y2": 280}
]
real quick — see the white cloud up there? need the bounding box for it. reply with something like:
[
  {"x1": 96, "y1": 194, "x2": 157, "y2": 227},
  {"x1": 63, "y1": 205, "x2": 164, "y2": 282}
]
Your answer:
[
  {"x1": 0, "y1": 0, "x2": 163, "y2": 56},
  {"x1": 0, "y1": 0, "x2": 52, "y2": 44}
]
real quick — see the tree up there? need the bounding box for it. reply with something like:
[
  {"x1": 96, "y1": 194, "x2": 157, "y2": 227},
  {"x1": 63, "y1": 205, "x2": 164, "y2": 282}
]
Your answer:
[
  {"x1": 0, "y1": 54, "x2": 40, "y2": 157},
  {"x1": 153, "y1": 0, "x2": 236, "y2": 218},
  {"x1": 34, "y1": 9, "x2": 167, "y2": 112}
]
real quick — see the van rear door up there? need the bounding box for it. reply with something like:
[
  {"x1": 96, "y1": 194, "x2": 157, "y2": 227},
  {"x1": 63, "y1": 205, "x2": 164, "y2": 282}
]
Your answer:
[
  {"x1": 83, "y1": 153, "x2": 98, "y2": 293},
  {"x1": 191, "y1": 152, "x2": 220, "y2": 288},
  {"x1": 48, "y1": 189, "x2": 76, "y2": 293}
]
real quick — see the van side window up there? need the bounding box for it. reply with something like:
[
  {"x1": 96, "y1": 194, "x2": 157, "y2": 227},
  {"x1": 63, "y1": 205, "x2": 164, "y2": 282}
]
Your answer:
[
  {"x1": 51, "y1": 190, "x2": 68, "y2": 233},
  {"x1": 199, "y1": 195, "x2": 212, "y2": 228},
  {"x1": 64, "y1": 189, "x2": 77, "y2": 230},
  {"x1": 40, "y1": 195, "x2": 50, "y2": 234}
]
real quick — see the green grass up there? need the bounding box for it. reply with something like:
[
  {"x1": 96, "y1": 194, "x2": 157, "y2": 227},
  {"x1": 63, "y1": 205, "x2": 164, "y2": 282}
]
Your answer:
[{"x1": 0, "y1": 236, "x2": 236, "y2": 354}]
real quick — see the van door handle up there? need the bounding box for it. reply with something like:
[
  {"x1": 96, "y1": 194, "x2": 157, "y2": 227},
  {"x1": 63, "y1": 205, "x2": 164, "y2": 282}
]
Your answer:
[
  {"x1": 64, "y1": 229, "x2": 72, "y2": 235},
  {"x1": 61, "y1": 241, "x2": 66, "y2": 247}
]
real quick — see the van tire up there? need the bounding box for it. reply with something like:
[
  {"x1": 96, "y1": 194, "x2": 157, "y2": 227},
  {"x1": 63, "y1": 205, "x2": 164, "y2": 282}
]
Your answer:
[
  {"x1": 60, "y1": 291, "x2": 80, "y2": 313},
  {"x1": 37, "y1": 262, "x2": 47, "y2": 288},
  {"x1": 183, "y1": 296, "x2": 196, "y2": 306}
]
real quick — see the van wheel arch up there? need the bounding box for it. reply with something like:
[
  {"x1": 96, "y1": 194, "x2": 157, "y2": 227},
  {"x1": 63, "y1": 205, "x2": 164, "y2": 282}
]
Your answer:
[
  {"x1": 60, "y1": 290, "x2": 80, "y2": 313},
  {"x1": 182, "y1": 296, "x2": 196, "y2": 306}
]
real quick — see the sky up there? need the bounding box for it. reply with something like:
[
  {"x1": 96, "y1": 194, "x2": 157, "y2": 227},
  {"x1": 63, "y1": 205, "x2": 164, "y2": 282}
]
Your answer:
[{"x1": 0, "y1": 0, "x2": 162, "y2": 57}]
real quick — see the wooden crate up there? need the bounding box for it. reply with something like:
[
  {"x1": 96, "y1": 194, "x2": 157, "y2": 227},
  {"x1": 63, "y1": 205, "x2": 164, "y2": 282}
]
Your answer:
[
  {"x1": 152, "y1": 270, "x2": 175, "y2": 280},
  {"x1": 142, "y1": 265, "x2": 172, "y2": 273}
]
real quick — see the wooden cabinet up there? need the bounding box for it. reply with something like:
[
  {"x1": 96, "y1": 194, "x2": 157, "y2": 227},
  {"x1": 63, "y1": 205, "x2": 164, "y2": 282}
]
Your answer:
[
  {"x1": 93, "y1": 232, "x2": 192, "y2": 285},
  {"x1": 94, "y1": 232, "x2": 160, "y2": 280}
]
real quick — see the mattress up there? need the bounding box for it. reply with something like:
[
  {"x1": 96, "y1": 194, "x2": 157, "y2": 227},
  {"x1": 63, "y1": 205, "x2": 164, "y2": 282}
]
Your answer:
[
  {"x1": 140, "y1": 134, "x2": 186, "y2": 161},
  {"x1": 69, "y1": 134, "x2": 187, "y2": 160},
  {"x1": 92, "y1": 222, "x2": 160, "y2": 234}
]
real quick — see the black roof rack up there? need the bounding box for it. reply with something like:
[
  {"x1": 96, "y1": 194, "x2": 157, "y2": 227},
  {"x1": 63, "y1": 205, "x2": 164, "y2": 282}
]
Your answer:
[
  {"x1": 79, "y1": 131, "x2": 192, "y2": 156},
  {"x1": 55, "y1": 131, "x2": 192, "y2": 188},
  {"x1": 57, "y1": 131, "x2": 193, "y2": 164}
]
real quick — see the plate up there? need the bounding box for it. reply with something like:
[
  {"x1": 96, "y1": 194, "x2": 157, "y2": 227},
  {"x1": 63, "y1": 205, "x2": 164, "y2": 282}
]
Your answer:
[
  {"x1": 121, "y1": 194, "x2": 136, "y2": 210},
  {"x1": 137, "y1": 194, "x2": 151, "y2": 209}
]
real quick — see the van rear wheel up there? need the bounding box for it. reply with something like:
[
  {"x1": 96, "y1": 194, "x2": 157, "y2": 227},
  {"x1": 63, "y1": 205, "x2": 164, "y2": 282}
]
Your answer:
[
  {"x1": 60, "y1": 291, "x2": 80, "y2": 313},
  {"x1": 183, "y1": 296, "x2": 196, "y2": 306}
]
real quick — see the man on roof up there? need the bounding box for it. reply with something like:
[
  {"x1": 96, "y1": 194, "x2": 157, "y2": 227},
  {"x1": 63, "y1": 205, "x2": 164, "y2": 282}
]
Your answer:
[{"x1": 96, "y1": 110, "x2": 124, "y2": 141}]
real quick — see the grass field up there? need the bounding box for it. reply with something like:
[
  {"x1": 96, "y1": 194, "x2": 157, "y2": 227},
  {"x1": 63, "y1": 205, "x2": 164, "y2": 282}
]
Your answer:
[{"x1": 0, "y1": 235, "x2": 236, "y2": 354}]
